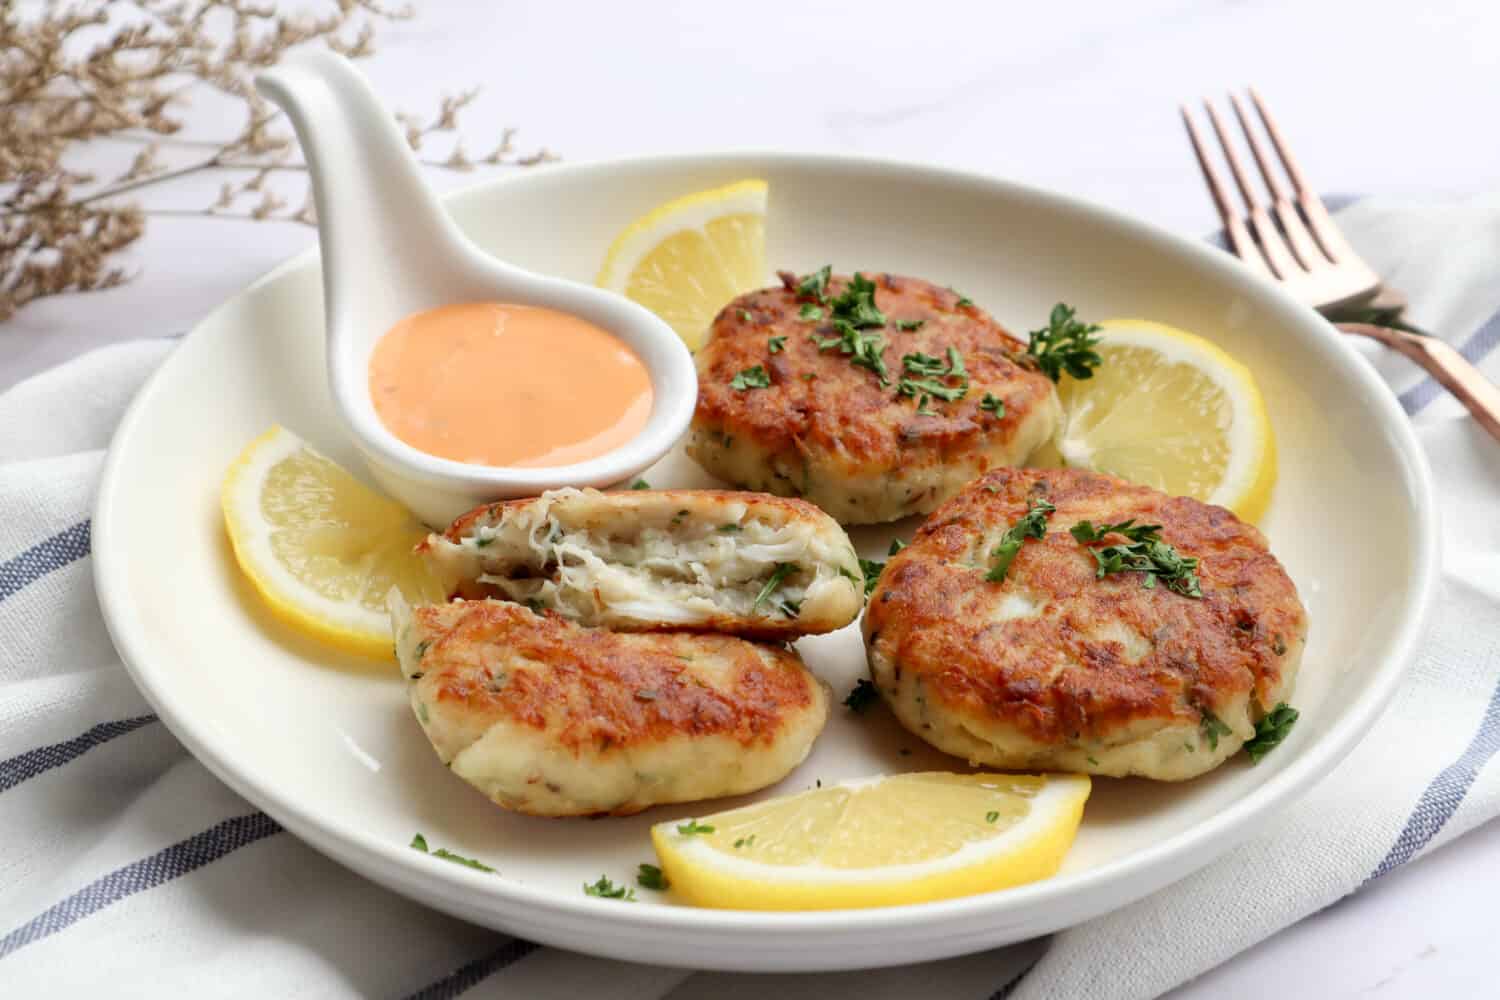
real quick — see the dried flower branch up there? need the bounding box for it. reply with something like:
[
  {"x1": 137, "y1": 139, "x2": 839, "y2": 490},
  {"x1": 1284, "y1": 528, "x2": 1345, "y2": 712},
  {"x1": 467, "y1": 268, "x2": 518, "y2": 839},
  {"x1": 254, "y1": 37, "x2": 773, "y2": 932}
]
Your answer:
[{"x1": 1, "y1": 1, "x2": 555, "y2": 322}]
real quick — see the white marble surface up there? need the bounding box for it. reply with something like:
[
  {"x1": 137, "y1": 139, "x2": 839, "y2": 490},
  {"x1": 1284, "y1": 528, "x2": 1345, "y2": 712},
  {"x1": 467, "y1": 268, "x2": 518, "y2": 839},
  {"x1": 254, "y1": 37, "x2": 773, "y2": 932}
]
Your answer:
[{"x1": 9, "y1": 1, "x2": 1500, "y2": 996}]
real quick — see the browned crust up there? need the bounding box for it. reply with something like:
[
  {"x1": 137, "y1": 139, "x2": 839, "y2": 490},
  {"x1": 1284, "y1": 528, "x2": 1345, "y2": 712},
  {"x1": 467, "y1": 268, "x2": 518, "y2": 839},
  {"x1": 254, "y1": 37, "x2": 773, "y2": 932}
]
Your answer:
[
  {"x1": 862, "y1": 467, "x2": 1308, "y2": 747},
  {"x1": 411, "y1": 600, "x2": 817, "y2": 753},
  {"x1": 433, "y1": 488, "x2": 837, "y2": 546},
  {"x1": 691, "y1": 272, "x2": 1056, "y2": 481}
]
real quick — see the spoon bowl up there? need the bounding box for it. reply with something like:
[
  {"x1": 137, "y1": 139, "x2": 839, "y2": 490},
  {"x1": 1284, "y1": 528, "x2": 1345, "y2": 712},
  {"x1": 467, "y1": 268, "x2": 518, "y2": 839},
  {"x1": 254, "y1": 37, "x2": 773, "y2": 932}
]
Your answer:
[{"x1": 255, "y1": 51, "x2": 696, "y2": 526}]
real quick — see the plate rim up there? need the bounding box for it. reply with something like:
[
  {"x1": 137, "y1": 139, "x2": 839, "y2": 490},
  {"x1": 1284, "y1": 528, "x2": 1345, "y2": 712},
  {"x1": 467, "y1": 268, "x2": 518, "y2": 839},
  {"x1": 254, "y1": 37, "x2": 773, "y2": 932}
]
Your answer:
[{"x1": 92, "y1": 148, "x2": 1439, "y2": 963}]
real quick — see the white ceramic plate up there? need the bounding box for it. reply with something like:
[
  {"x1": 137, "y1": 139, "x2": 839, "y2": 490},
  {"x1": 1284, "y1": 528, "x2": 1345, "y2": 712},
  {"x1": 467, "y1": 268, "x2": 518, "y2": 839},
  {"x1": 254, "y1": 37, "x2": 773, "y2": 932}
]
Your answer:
[{"x1": 94, "y1": 153, "x2": 1436, "y2": 972}]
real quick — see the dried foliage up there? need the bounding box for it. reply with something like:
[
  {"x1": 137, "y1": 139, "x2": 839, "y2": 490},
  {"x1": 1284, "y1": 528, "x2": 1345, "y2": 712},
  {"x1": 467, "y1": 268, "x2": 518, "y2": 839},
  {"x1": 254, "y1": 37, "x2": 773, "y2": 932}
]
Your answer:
[{"x1": 0, "y1": 1, "x2": 556, "y2": 321}]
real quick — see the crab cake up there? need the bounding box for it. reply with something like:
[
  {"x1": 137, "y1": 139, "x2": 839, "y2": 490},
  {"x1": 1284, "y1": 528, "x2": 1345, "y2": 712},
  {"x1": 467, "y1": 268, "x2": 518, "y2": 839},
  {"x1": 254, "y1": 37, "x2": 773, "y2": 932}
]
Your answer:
[
  {"x1": 421, "y1": 487, "x2": 863, "y2": 639},
  {"x1": 863, "y1": 467, "x2": 1307, "y2": 781},
  {"x1": 689, "y1": 271, "x2": 1060, "y2": 524},
  {"x1": 392, "y1": 595, "x2": 830, "y2": 817}
]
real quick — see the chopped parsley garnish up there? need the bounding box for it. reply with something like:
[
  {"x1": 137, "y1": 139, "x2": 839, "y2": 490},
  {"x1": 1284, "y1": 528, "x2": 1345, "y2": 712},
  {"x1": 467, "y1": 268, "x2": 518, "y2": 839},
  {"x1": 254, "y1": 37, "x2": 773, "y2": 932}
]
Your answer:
[
  {"x1": 797, "y1": 265, "x2": 832, "y2": 302},
  {"x1": 889, "y1": 538, "x2": 906, "y2": 555},
  {"x1": 717, "y1": 523, "x2": 741, "y2": 533},
  {"x1": 949, "y1": 287, "x2": 973, "y2": 308},
  {"x1": 733, "y1": 835, "x2": 757, "y2": 849},
  {"x1": 985, "y1": 811, "x2": 1000, "y2": 823},
  {"x1": 583, "y1": 875, "x2": 636, "y2": 901},
  {"x1": 895, "y1": 319, "x2": 925, "y2": 331},
  {"x1": 752, "y1": 562, "x2": 797, "y2": 610},
  {"x1": 843, "y1": 678, "x2": 880, "y2": 713},
  {"x1": 985, "y1": 498, "x2": 1056, "y2": 583},
  {"x1": 636, "y1": 863, "x2": 670, "y2": 891},
  {"x1": 799, "y1": 304, "x2": 825, "y2": 322},
  {"x1": 859, "y1": 557, "x2": 885, "y2": 595},
  {"x1": 780, "y1": 598, "x2": 802, "y2": 617},
  {"x1": 1244, "y1": 703, "x2": 1299, "y2": 762},
  {"x1": 809, "y1": 271, "x2": 893, "y2": 382},
  {"x1": 738, "y1": 308, "x2": 753, "y2": 322},
  {"x1": 676, "y1": 819, "x2": 716, "y2": 836},
  {"x1": 980, "y1": 392, "x2": 1005, "y2": 416},
  {"x1": 731, "y1": 365, "x2": 771, "y2": 391},
  {"x1": 830, "y1": 272, "x2": 887, "y2": 329},
  {"x1": 1026, "y1": 303, "x2": 1103, "y2": 382},
  {"x1": 896, "y1": 346, "x2": 969, "y2": 411},
  {"x1": 630, "y1": 478, "x2": 651, "y2": 490},
  {"x1": 1070, "y1": 520, "x2": 1202, "y2": 597},
  {"x1": 1200, "y1": 710, "x2": 1233, "y2": 751},
  {"x1": 410, "y1": 833, "x2": 496, "y2": 873},
  {"x1": 768, "y1": 335, "x2": 787, "y2": 354}
]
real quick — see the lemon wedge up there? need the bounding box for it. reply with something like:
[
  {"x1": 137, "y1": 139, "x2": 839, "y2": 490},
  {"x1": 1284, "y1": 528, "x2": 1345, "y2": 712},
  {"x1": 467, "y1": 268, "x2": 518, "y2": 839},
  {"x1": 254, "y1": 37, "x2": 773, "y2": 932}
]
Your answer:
[
  {"x1": 221, "y1": 426, "x2": 447, "y2": 658},
  {"x1": 596, "y1": 179, "x2": 767, "y2": 350},
  {"x1": 1052, "y1": 319, "x2": 1277, "y2": 522},
  {"x1": 649, "y1": 772, "x2": 1090, "y2": 910}
]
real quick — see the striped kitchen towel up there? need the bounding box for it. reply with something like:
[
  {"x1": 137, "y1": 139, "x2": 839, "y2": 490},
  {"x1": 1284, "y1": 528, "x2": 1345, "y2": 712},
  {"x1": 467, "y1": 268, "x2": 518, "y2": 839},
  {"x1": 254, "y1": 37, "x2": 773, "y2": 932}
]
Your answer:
[{"x1": 1, "y1": 192, "x2": 1498, "y2": 999}]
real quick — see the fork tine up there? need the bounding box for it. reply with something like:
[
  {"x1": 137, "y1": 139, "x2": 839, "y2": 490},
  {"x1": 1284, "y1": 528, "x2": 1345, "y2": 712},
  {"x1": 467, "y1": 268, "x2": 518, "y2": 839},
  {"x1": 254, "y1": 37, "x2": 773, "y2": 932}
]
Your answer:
[
  {"x1": 1228, "y1": 92, "x2": 1329, "y2": 270},
  {"x1": 1179, "y1": 105, "x2": 1272, "y2": 278},
  {"x1": 1201, "y1": 98, "x2": 1300, "y2": 279},
  {"x1": 1247, "y1": 87, "x2": 1361, "y2": 263}
]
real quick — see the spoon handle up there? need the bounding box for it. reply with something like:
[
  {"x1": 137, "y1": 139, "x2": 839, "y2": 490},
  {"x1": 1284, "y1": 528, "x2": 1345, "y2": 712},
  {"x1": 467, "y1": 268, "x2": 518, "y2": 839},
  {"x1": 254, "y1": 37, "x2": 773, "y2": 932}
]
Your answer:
[
  {"x1": 256, "y1": 52, "x2": 475, "y2": 335},
  {"x1": 1337, "y1": 322, "x2": 1500, "y2": 444}
]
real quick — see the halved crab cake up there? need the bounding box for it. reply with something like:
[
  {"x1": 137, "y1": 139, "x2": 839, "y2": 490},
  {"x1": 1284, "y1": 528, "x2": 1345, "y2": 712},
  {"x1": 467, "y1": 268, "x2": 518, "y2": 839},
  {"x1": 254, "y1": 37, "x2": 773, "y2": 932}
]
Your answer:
[
  {"x1": 863, "y1": 467, "x2": 1307, "y2": 781},
  {"x1": 391, "y1": 595, "x2": 830, "y2": 816},
  {"x1": 421, "y1": 487, "x2": 863, "y2": 639},
  {"x1": 688, "y1": 271, "x2": 1060, "y2": 524}
]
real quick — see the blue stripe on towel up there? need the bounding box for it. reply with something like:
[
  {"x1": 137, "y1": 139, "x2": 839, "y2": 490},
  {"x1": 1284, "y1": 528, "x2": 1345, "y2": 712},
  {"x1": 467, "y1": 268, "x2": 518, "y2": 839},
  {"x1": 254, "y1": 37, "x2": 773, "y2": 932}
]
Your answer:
[
  {"x1": 0, "y1": 521, "x2": 91, "y2": 603},
  {"x1": 1368, "y1": 675, "x2": 1500, "y2": 881},
  {"x1": 0, "y1": 811, "x2": 282, "y2": 960},
  {"x1": 402, "y1": 938, "x2": 540, "y2": 1000},
  {"x1": 0, "y1": 715, "x2": 159, "y2": 794},
  {"x1": 1398, "y1": 309, "x2": 1500, "y2": 415},
  {"x1": 989, "y1": 958, "x2": 1041, "y2": 999}
]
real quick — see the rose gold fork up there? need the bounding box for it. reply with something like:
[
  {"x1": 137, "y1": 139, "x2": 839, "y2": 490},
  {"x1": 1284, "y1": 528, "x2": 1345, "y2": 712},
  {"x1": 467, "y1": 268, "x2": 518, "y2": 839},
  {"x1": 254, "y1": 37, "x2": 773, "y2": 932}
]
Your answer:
[{"x1": 1182, "y1": 88, "x2": 1500, "y2": 443}]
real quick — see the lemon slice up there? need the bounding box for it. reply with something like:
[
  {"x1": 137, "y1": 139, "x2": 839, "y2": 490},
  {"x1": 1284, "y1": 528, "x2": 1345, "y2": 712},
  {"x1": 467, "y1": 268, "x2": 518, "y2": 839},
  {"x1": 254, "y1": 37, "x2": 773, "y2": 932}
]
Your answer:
[
  {"x1": 596, "y1": 179, "x2": 767, "y2": 350},
  {"x1": 221, "y1": 426, "x2": 447, "y2": 658},
  {"x1": 650, "y1": 772, "x2": 1090, "y2": 910},
  {"x1": 1052, "y1": 319, "x2": 1277, "y2": 522}
]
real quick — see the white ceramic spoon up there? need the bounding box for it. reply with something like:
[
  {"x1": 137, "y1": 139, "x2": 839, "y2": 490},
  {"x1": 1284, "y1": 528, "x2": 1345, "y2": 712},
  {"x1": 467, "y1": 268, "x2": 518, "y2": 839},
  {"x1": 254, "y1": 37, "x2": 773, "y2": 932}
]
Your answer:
[{"x1": 255, "y1": 51, "x2": 696, "y2": 526}]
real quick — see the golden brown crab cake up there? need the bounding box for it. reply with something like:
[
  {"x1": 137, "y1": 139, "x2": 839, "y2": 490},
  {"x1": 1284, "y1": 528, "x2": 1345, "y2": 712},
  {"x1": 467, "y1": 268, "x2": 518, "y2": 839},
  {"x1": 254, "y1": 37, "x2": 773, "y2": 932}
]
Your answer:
[
  {"x1": 420, "y1": 487, "x2": 863, "y2": 640},
  {"x1": 688, "y1": 271, "x2": 1060, "y2": 524},
  {"x1": 862, "y1": 467, "x2": 1307, "y2": 781},
  {"x1": 392, "y1": 595, "x2": 830, "y2": 817}
]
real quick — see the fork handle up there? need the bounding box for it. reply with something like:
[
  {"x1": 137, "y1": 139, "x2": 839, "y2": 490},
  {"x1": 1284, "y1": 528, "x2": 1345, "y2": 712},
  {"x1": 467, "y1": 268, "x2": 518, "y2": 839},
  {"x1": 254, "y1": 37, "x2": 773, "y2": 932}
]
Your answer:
[{"x1": 1337, "y1": 322, "x2": 1500, "y2": 443}]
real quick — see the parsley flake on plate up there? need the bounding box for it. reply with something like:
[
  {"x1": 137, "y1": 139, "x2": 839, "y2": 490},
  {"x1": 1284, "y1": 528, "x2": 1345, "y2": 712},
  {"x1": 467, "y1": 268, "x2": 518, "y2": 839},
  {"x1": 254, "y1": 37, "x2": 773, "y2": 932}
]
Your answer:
[
  {"x1": 1244, "y1": 703, "x2": 1299, "y2": 762},
  {"x1": 583, "y1": 875, "x2": 636, "y2": 901},
  {"x1": 630, "y1": 478, "x2": 651, "y2": 490},
  {"x1": 980, "y1": 392, "x2": 1005, "y2": 415},
  {"x1": 676, "y1": 819, "x2": 716, "y2": 836},
  {"x1": 1026, "y1": 303, "x2": 1103, "y2": 382},
  {"x1": 985, "y1": 498, "x2": 1055, "y2": 583},
  {"x1": 409, "y1": 833, "x2": 496, "y2": 873},
  {"x1": 843, "y1": 678, "x2": 880, "y2": 713},
  {"x1": 636, "y1": 863, "x2": 670, "y2": 891},
  {"x1": 768, "y1": 334, "x2": 787, "y2": 354}
]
